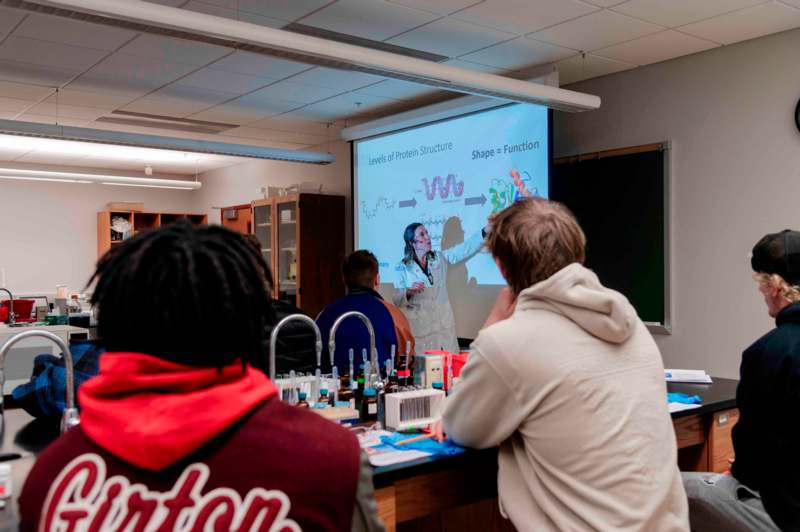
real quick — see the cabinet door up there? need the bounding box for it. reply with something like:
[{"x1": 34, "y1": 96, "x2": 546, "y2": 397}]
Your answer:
[
  {"x1": 252, "y1": 202, "x2": 273, "y2": 288},
  {"x1": 276, "y1": 201, "x2": 298, "y2": 307}
]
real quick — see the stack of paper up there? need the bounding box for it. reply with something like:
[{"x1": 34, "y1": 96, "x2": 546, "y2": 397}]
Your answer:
[{"x1": 665, "y1": 369, "x2": 712, "y2": 384}]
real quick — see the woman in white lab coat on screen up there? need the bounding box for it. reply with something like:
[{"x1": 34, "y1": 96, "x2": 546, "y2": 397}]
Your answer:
[{"x1": 393, "y1": 222, "x2": 486, "y2": 353}]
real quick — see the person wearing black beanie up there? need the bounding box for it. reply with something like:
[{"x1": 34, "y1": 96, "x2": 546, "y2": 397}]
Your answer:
[{"x1": 683, "y1": 229, "x2": 800, "y2": 532}]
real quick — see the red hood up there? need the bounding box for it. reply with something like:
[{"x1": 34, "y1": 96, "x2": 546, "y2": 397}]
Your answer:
[{"x1": 78, "y1": 352, "x2": 276, "y2": 471}]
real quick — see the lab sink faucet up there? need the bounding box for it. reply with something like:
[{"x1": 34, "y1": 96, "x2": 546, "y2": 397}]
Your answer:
[
  {"x1": 268, "y1": 314, "x2": 323, "y2": 382},
  {"x1": 0, "y1": 288, "x2": 14, "y2": 325},
  {"x1": 0, "y1": 330, "x2": 80, "y2": 433},
  {"x1": 328, "y1": 311, "x2": 385, "y2": 426}
]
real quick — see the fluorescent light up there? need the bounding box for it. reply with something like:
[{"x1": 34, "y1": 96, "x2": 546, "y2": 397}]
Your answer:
[
  {"x1": 0, "y1": 119, "x2": 335, "y2": 165},
  {"x1": 25, "y1": 0, "x2": 601, "y2": 112},
  {"x1": 101, "y1": 182, "x2": 194, "y2": 190},
  {"x1": 0, "y1": 167, "x2": 200, "y2": 190},
  {"x1": 0, "y1": 175, "x2": 92, "y2": 184}
]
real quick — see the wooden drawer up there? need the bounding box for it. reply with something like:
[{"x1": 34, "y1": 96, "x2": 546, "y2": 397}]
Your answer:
[
  {"x1": 709, "y1": 408, "x2": 739, "y2": 473},
  {"x1": 673, "y1": 413, "x2": 706, "y2": 449}
]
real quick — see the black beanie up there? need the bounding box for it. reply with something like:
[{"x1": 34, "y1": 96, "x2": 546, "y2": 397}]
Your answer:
[{"x1": 751, "y1": 229, "x2": 800, "y2": 285}]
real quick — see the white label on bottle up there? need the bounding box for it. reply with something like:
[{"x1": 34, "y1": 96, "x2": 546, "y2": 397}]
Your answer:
[
  {"x1": 349, "y1": 399, "x2": 355, "y2": 409},
  {"x1": 368, "y1": 403, "x2": 377, "y2": 414},
  {"x1": 351, "y1": 381, "x2": 358, "y2": 391}
]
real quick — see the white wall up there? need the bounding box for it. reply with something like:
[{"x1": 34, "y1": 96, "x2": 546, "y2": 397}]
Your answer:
[
  {"x1": 195, "y1": 139, "x2": 352, "y2": 249},
  {"x1": 555, "y1": 28, "x2": 800, "y2": 379},
  {"x1": 0, "y1": 180, "x2": 197, "y2": 295}
]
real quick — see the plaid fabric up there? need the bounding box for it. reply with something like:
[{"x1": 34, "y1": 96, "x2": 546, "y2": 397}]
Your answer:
[{"x1": 11, "y1": 340, "x2": 103, "y2": 419}]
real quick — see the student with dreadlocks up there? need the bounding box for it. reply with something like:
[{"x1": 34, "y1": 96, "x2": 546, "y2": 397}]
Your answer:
[{"x1": 18, "y1": 222, "x2": 384, "y2": 532}]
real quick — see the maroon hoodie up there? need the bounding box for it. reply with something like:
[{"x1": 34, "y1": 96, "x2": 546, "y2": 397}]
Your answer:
[{"x1": 19, "y1": 353, "x2": 360, "y2": 531}]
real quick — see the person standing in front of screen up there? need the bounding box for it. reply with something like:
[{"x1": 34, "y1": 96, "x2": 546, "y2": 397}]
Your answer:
[{"x1": 393, "y1": 222, "x2": 486, "y2": 353}]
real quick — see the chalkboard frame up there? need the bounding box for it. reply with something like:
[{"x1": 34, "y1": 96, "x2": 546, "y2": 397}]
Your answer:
[{"x1": 552, "y1": 142, "x2": 672, "y2": 334}]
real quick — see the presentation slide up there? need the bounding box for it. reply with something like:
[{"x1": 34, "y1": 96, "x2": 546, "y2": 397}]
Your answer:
[{"x1": 354, "y1": 103, "x2": 550, "y2": 285}]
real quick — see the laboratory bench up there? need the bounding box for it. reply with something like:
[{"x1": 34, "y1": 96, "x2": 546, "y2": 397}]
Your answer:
[
  {"x1": 372, "y1": 378, "x2": 740, "y2": 532},
  {"x1": 0, "y1": 378, "x2": 739, "y2": 531}
]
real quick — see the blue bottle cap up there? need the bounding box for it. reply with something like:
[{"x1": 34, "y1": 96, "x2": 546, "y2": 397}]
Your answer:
[
  {"x1": 432, "y1": 381, "x2": 444, "y2": 389},
  {"x1": 320, "y1": 389, "x2": 328, "y2": 395},
  {"x1": 298, "y1": 392, "x2": 307, "y2": 400},
  {"x1": 363, "y1": 388, "x2": 377, "y2": 397}
]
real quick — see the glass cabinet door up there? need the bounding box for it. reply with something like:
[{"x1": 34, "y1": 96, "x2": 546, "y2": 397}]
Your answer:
[
  {"x1": 252, "y1": 203, "x2": 272, "y2": 278},
  {"x1": 276, "y1": 202, "x2": 297, "y2": 307}
]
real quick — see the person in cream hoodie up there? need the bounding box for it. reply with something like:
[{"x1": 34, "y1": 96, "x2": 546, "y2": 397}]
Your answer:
[{"x1": 440, "y1": 198, "x2": 688, "y2": 532}]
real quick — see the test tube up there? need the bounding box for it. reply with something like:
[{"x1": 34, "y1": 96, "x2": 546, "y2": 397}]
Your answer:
[
  {"x1": 390, "y1": 344, "x2": 396, "y2": 374},
  {"x1": 364, "y1": 361, "x2": 372, "y2": 390},
  {"x1": 349, "y1": 349, "x2": 357, "y2": 391},
  {"x1": 332, "y1": 366, "x2": 339, "y2": 402},
  {"x1": 289, "y1": 370, "x2": 298, "y2": 405}
]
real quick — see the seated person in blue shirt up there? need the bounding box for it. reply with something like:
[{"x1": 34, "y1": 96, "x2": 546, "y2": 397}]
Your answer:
[{"x1": 317, "y1": 250, "x2": 398, "y2": 374}]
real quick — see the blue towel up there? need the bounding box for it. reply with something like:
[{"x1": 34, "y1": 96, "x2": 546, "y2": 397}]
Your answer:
[
  {"x1": 667, "y1": 392, "x2": 702, "y2": 405},
  {"x1": 380, "y1": 433, "x2": 466, "y2": 456}
]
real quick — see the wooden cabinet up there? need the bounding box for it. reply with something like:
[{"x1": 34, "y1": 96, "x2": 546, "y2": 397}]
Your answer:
[
  {"x1": 251, "y1": 194, "x2": 345, "y2": 317},
  {"x1": 97, "y1": 210, "x2": 207, "y2": 258},
  {"x1": 219, "y1": 203, "x2": 252, "y2": 234}
]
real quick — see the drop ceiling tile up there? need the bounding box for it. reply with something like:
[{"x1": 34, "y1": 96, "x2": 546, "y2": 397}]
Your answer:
[
  {"x1": 387, "y1": 17, "x2": 514, "y2": 57},
  {"x1": 386, "y1": 0, "x2": 484, "y2": 15},
  {"x1": 247, "y1": 115, "x2": 342, "y2": 135},
  {"x1": 143, "y1": 0, "x2": 188, "y2": 6},
  {"x1": 70, "y1": 54, "x2": 200, "y2": 97},
  {"x1": 556, "y1": 53, "x2": 635, "y2": 85},
  {"x1": 181, "y1": 1, "x2": 287, "y2": 28},
  {"x1": 353, "y1": 79, "x2": 436, "y2": 100},
  {"x1": 0, "y1": 7, "x2": 25, "y2": 39},
  {"x1": 208, "y1": 50, "x2": 311, "y2": 77},
  {"x1": 0, "y1": 60, "x2": 80, "y2": 86},
  {"x1": 25, "y1": 103, "x2": 108, "y2": 121},
  {"x1": 0, "y1": 37, "x2": 108, "y2": 70},
  {"x1": 40, "y1": 89, "x2": 135, "y2": 110},
  {"x1": 236, "y1": 0, "x2": 335, "y2": 21},
  {"x1": 288, "y1": 67, "x2": 385, "y2": 91},
  {"x1": 458, "y1": 37, "x2": 575, "y2": 70},
  {"x1": 293, "y1": 92, "x2": 401, "y2": 120},
  {"x1": 594, "y1": 29, "x2": 718, "y2": 65},
  {"x1": 781, "y1": 0, "x2": 800, "y2": 7},
  {"x1": 189, "y1": 97, "x2": 301, "y2": 123},
  {"x1": 611, "y1": 0, "x2": 768, "y2": 28},
  {"x1": 530, "y1": 10, "x2": 664, "y2": 51},
  {"x1": 122, "y1": 86, "x2": 238, "y2": 117},
  {"x1": 452, "y1": 0, "x2": 599, "y2": 35},
  {"x1": 679, "y1": 2, "x2": 800, "y2": 44},
  {"x1": 175, "y1": 68, "x2": 276, "y2": 95},
  {"x1": 0, "y1": 81, "x2": 55, "y2": 102},
  {"x1": 582, "y1": 0, "x2": 629, "y2": 6},
  {"x1": 299, "y1": 0, "x2": 440, "y2": 41},
  {"x1": 442, "y1": 58, "x2": 509, "y2": 73},
  {"x1": 246, "y1": 80, "x2": 346, "y2": 104},
  {"x1": 117, "y1": 34, "x2": 232, "y2": 66},
  {"x1": 0, "y1": 97, "x2": 32, "y2": 114},
  {"x1": 13, "y1": 13, "x2": 137, "y2": 51}
]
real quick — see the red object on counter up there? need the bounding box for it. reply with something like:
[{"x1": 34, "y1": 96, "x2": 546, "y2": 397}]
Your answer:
[
  {"x1": 0, "y1": 299, "x2": 35, "y2": 322},
  {"x1": 422, "y1": 349, "x2": 470, "y2": 390}
]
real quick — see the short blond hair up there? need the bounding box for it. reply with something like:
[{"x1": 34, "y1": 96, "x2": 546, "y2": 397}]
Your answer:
[
  {"x1": 753, "y1": 272, "x2": 800, "y2": 303},
  {"x1": 486, "y1": 197, "x2": 586, "y2": 294}
]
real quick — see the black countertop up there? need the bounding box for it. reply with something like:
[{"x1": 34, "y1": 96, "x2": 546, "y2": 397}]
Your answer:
[
  {"x1": 372, "y1": 377, "x2": 740, "y2": 486},
  {"x1": 0, "y1": 378, "x2": 741, "y2": 500}
]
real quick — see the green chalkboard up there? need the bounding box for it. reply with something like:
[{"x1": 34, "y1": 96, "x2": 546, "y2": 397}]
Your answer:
[{"x1": 550, "y1": 144, "x2": 668, "y2": 329}]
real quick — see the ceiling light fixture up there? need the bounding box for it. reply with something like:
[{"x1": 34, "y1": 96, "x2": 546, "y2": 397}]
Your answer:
[
  {"x1": 21, "y1": 0, "x2": 601, "y2": 112},
  {"x1": 0, "y1": 167, "x2": 201, "y2": 190},
  {"x1": 0, "y1": 119, "x2": 335, "y2": 165}
]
